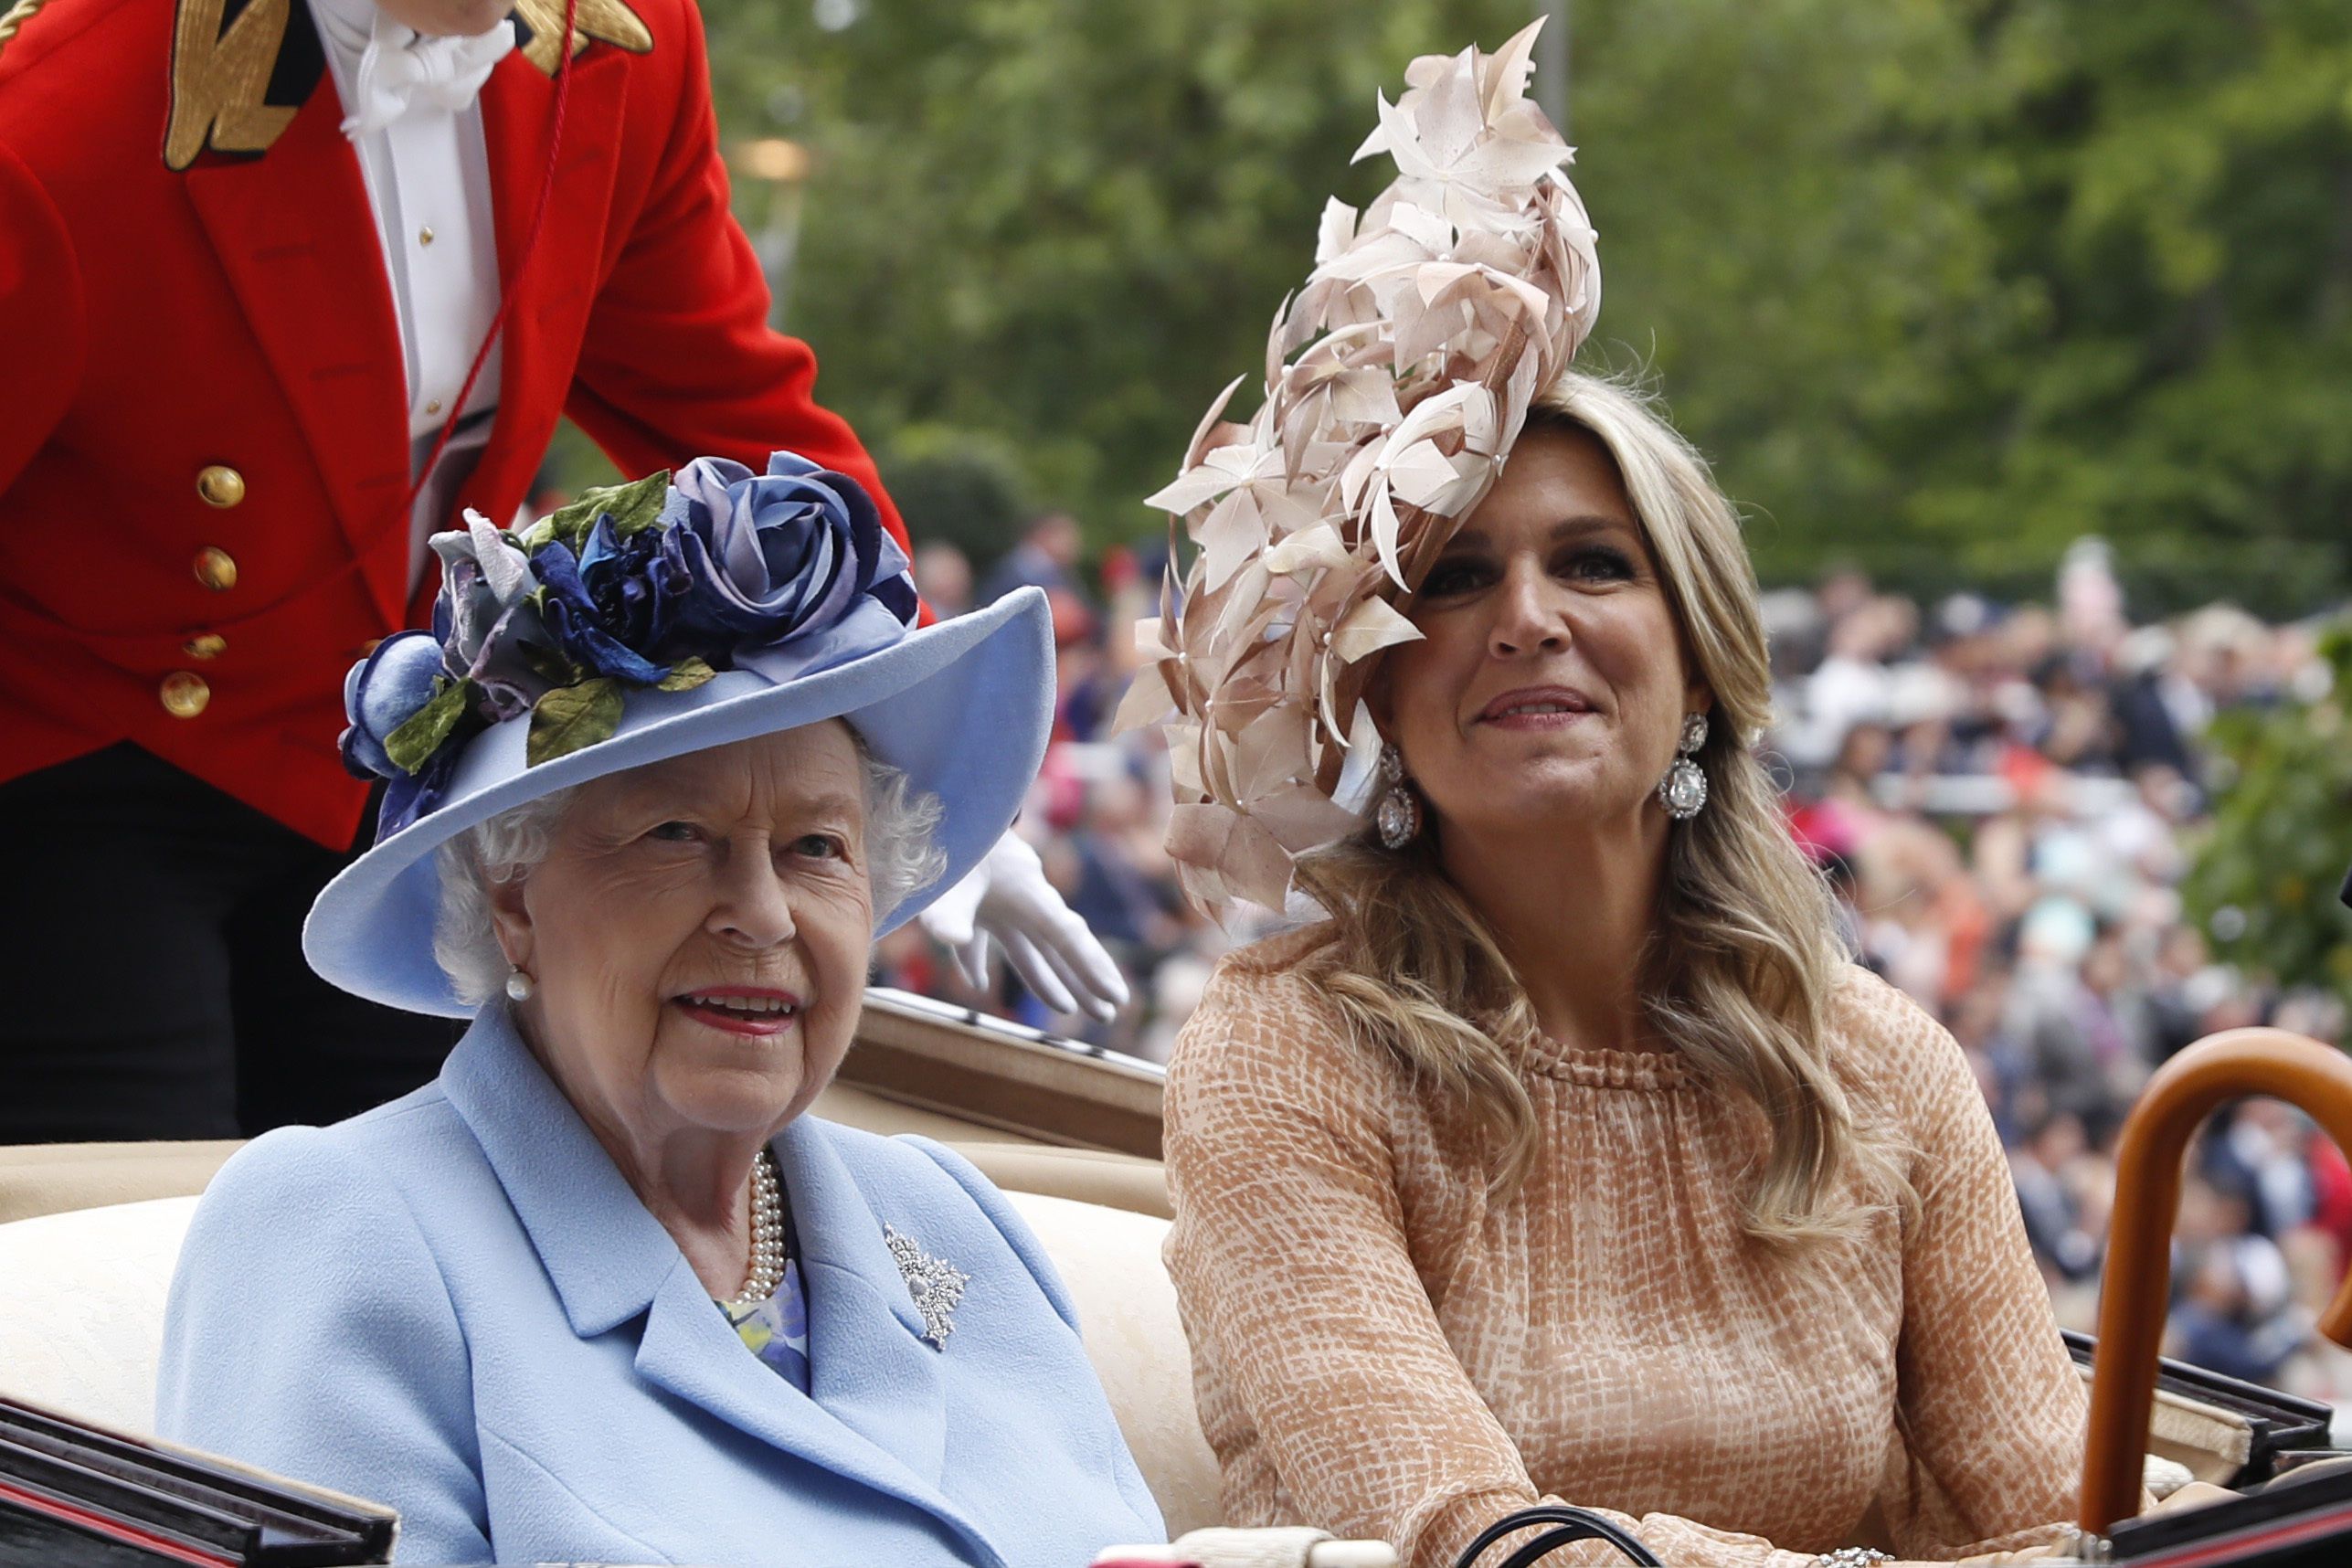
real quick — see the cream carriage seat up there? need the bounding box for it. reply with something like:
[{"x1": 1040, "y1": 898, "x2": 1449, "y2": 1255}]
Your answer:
[{"x1": 0, "y1": 1173, "x2": 1223, "y2": 1534}]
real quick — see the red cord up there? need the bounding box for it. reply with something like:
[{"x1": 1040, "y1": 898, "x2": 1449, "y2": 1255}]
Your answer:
[
  {"x1": 402, "y1": 0, "x2": 584, "y2": 523},
  {"x1": 0, "y1": 1477, "x2": 238, "y2": 1568}
]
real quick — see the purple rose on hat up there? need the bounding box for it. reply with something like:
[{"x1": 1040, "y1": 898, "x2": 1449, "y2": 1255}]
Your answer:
[
  {"x1": 666, "y1": 452, "x2": 918, "y2": 662},
  {"x1": 535, "y1": 515, "x2": 689, "y2": 688},
  {"x1": 431, "y1": 511, "x2": 552, "y2": 724}
]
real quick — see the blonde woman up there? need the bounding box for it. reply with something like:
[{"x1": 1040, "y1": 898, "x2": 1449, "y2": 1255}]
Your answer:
[{"x1": 1134, "y1": 28, "x2": 2124, "y2": 1568}]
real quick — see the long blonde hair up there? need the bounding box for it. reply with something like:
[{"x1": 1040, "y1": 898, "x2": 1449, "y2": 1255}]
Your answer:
[{"x1": 1296, "y1": 371, "x2": 1901, "y2": 1248}]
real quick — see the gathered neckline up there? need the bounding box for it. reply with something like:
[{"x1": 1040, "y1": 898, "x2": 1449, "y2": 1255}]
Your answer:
[{"x1": 1494, "y1": 1016, "x2": 1694, "y2": 1090}]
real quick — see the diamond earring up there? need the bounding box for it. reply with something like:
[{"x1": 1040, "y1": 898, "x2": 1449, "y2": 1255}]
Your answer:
[
  {"x1": 1375, "y1": 743, "x2": 1422, "y2": 849},
  {"x1": 504, "y1": 967, "x2": 535, "y2": 1002},
  {"x1": 1658, "y1": 711, "x2": 1710, "y2": 821}
]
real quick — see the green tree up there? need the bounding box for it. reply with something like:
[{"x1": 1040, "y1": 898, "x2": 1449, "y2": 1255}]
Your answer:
[
  {"x1": 683, "y1": 0, "x2": 2352, "y2": 613},
  {"x1": 1872, "y1": 1, "x2": 2352, "y2": 613},
  {"x1": 2184, "y1": 624, "x2": 2352, "y2": 1012},
  {"x1": 701, "y1": 0, "x2": 1500, "y2": 559}
]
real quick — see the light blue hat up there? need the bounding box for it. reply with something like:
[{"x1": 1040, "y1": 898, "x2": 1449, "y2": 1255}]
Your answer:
[{"x1": 304, "y1": 455, "x2": 1053, "y2": 1018}]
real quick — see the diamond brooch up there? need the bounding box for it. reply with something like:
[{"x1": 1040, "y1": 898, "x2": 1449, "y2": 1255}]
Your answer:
[{"x1": 884, "y1": 1224, "x2": 969, "y2": 1349}]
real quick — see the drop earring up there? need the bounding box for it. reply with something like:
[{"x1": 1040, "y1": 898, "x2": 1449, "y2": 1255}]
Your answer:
[
  {"x1": 504, "y1": 967, "x2": 535, "y2": 1002},
  {"x1": 1375, "y1": 743, "x2": 1422, "y2": 849},
  {"x1": 1658, "y1": 711, "x2": 1710, "y2": 821}
]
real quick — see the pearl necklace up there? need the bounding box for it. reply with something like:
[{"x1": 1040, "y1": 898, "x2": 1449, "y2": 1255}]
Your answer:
[{"x1": 722, "y1": 1148, "x2": 785, "y2": 1314}]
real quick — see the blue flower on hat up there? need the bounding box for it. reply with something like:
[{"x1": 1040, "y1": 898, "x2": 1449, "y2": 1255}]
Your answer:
[
  {"x1": 337, "y1": 455, "x2": 920, "y2": 841},
  {"x1": 668, "y1": 452, "x2": 918, "y2": 658},
  {"x1": 340, "y1": 631, "x2": 446, "y2": 782},
  {"x1": 534, "y1": 523, "x2": 683, "y2": 688}
]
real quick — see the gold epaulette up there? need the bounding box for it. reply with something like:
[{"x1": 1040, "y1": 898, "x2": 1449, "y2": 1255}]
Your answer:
[
  {"x1": 0, "y1": 0, "x2": 51, "y2": 62},
  {"x1": 160, "y1": 0, "x2": 652, "y2": 172},
  {"x1": 512, "y1": 0, "x2": 652, "y2": 75}
]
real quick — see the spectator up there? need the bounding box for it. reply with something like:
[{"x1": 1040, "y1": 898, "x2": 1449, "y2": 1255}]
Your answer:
[
  {"x1": 980, "y1": 511, "x2": 1088, "y2": 608},
  {"x1": 913, "y1": 540, "x2": 977, "y2": 618},
  {"x1": 2011, "y1": 1107, "x2": 2103, "y2": 1286}
]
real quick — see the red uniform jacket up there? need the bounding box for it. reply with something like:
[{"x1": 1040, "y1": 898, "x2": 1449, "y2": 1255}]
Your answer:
[{"x1": 0, "y1": 0, "x2": 910, "y2": 849}]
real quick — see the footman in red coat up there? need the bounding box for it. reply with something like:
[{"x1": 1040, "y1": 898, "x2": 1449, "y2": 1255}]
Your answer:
[{"x1": 0, "y1": 0, "x2": 1122, "y2": 1141}]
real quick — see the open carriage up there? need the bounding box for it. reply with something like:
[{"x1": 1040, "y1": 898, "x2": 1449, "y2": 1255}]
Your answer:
[{"x1": 5, "y1": 1000, "x2": 2352, "y2": 1564}]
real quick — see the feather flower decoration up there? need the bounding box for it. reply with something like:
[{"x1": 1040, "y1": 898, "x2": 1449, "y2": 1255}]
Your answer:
[{"x1": 1118, "y1": 20, "x2": 1601, "y2": 916}]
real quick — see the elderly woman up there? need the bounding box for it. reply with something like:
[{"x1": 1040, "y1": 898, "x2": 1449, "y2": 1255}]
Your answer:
[
  {"x1": 1135, "y1": 29, "x2": 2128, "y2": 1568},
  {"x1": 156, "y1": 457, "x2": 1163, "y2": 1566}
]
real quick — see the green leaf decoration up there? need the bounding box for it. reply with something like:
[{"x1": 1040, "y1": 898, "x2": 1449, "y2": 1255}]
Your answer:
[
  {"x1": 601, "y1": 471, "x2": 674, "y2": 538},
  {"x1": 658, "y1": 656, "x2": 717, "y2": 693},
  {"x1": 540, "y1": 471, "x2": 673, "y2": 553},
  {"x1": 384, "y1": 679, "x2": 473, "y2": 776},
  {"x1": 526, "y1": 678, "x2": 624, "y2": 767},
  {"x1": 514, "y1": 517, "x2": 556, "y2": 553},
  {"x1": 519, "y1": 637, "x2": 578, "y2": 688}
]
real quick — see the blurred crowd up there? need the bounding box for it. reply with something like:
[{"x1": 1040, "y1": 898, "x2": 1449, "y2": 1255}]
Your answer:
[
  {"x1": 1761, "y1": 546, "x2": 2352, "y2": 1408},
  {"x1": 877, "y1": 521, "x2": 2352, "y2": 1404}
]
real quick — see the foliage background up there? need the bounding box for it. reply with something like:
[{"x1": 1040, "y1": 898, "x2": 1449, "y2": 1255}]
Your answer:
[
  {"x1": 2183, "y1": 623, "x2": 2352, "y2": 1015},
  {"x1": 663, "y1": 0, "x2": 2352, "y2": 614}
]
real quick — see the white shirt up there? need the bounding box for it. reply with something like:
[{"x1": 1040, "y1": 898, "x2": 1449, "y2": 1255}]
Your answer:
[{"x1": 307, "y1": 0, "x2": 507, "y2": 587}]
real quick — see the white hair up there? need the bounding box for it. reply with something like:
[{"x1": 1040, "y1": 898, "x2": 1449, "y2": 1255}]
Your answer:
[{"x1": 431, "y1": 743, "x2": 948, "y2": 1006}]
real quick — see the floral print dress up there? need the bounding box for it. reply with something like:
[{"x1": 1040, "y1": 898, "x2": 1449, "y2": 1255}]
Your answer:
[{"x1": 722, "y1": 1202, "x2": 811, "y2": 1394}]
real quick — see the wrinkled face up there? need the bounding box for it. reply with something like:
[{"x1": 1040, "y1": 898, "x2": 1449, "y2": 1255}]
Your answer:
[
  {"x1": 493, "y1": 722, "x2": 874, "y2": 1150},
  {"x1": 374, "y1": 0, "x2": 514, "y2": 38},
  {"x1": 1375, "y1": 427, "x2": 1704, "y2": 848}
]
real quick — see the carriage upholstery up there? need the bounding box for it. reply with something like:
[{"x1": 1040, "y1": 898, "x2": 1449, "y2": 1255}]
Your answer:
[{"x1": 0, "y1": 1105, "x2": 1223, "y2": 1535}]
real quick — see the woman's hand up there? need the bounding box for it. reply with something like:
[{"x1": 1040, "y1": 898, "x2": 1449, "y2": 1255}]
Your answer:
[{"x1": 1954, "y1": 1483, "x2": 2240, "y2": 1564}]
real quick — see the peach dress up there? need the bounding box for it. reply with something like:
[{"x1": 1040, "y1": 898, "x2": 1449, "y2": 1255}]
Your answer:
[{"x1": 1163, "y1": 927, "x2": 2089, "y2": 1568}]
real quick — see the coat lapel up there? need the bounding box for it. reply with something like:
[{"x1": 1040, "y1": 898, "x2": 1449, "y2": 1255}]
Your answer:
[
  {"x1": 184, "y1": 79, "x2": 413, "y2": 623},
  {"x1": 632, "y1": 1115, "x2": 978, "y2": 1555},
  {"x1": 439, "y1": 1007, "x2": 677, "y2": 1336},
  {"x1": 440, "y1": 1012, "x2": 991, "y2": 1563},
  {"x1": 462, "y1": 43, "x2": 627, "y2": 533},
  {"x1": 632, "y1": 1258, "x2": 991, "y2": 1563},
  {"x1": 778, "y1": 1116, "x2": 954, "y2": 1486}
]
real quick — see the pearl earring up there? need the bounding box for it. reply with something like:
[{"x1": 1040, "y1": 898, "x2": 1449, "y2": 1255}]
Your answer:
[
  {"x1": 504, "y1": 967, "x2": 535, "y2": 1002},
  {"x1": 1658, "y1": 711, "x2": 1710, "y2": 821},
  {"x1": 1375, "y1": 743, "x2": 1422, "y2": 849}
]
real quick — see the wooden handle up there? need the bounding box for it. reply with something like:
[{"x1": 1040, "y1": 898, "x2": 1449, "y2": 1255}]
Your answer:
[{"x1": 2078, "y1": 1028, "x2": 2352, "y2": 1536}]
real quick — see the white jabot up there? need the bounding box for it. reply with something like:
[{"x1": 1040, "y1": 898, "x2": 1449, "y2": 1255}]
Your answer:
[
  {"x1": 314, "y1": 0, "x2": 516, "y2": 138},
  {"x1": 308, "y1": 0, "x2": 509, "y2": 591}
]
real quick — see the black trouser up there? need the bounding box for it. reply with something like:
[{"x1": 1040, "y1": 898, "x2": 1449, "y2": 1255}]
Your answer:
[{"x1": 0, "y1": 745, "x2": 463, "y2": 1142}]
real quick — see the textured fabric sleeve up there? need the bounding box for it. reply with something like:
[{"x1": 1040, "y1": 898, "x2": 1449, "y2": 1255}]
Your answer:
[
  {"x1": 154, "y1": 1126, "x2": 490, "y2": 1566},
  {"x1": 564, "y1": 0, "x2": 916, "y2": 576},
  {"x1": 0, "y1": 141, "x2": 83, "y2": 493},
  {"x1": 1860, "y1": 976, "x2": 2094, "y2": 1560},
  {"x1": 1163, "y1": 963, "x2": 1825, "y2": 1568}
]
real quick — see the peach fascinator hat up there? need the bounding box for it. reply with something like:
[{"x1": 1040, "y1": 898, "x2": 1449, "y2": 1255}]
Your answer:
[{"x1": 1117, "y1": 21, "x2": 1602, "y2": 916}]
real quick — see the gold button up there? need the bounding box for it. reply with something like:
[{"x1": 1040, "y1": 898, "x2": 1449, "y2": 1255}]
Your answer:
[
  {"x1": 196, "y1": 465, "x2": 246, "y2": 508},
  {"x1": 424, "y1": 398, "x2": 443, "y2": 416},
  {"x1": 194, "y1": 546, "x2": 238, "y2": 592},
  {"x1": 159, "y1": 672, "x2": 211, "y2": 718},
  {"x1": 418, "y1": 226, "x2": 435, "y2": 247},
  {"x1": 184, "y1": 633, "x2": 227, "y2": 661}
]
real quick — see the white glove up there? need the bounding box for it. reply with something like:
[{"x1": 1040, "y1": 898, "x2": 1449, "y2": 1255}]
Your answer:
[
  {"x1": 1096, "y1": 1529, "x2": 1397, "y2": 1568},
  {"x1": 918, "y1": 830, "x2": 1132, "y2": 1021}
]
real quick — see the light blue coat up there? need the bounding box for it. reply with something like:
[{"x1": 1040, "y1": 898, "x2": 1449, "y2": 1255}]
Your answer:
[{"x1": 155, "y1": 1007, "x2": 1164, "y2": 1566}]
